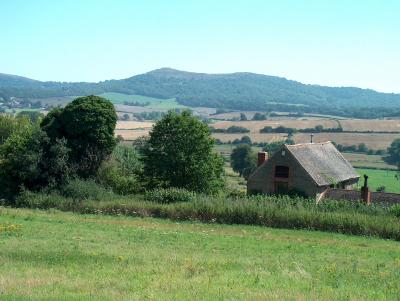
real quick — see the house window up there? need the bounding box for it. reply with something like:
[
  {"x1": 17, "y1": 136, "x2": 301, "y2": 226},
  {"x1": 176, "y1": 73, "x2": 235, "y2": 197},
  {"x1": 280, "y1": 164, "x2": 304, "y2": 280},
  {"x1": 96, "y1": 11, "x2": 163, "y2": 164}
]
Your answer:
[{"x1": 275, "y1": 166, "x2": 289, "y2": 178}]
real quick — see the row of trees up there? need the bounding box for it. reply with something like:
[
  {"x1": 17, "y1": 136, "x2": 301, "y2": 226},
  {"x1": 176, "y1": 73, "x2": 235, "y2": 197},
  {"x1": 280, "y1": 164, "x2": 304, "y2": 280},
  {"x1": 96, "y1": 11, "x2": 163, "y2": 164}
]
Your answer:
[{"x1": 0, "y1": 99, "x2": 226, "y2": 203}]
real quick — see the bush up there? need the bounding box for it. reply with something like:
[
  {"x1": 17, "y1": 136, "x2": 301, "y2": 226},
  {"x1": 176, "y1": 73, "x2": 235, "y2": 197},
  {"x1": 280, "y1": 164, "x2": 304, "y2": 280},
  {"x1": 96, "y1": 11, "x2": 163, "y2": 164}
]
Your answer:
[
  {"x1": 144, "y1": 188, "x2": 196, "y2": 204},
  {"x1": 389, "y1": 204, "x2": 400, "y2": 217},
  {"x1": 96, "y1": 145, "x2": 143, "y2": 195},
  {"x1": 15, "y1": 190, "x2": 77, "y2": 210},
  {"x1": 60, "y1": 179, "x2": 115, "y2": 201},
  {"x1": 376, "y1": 186, "x2": 386, "y2": 192}
]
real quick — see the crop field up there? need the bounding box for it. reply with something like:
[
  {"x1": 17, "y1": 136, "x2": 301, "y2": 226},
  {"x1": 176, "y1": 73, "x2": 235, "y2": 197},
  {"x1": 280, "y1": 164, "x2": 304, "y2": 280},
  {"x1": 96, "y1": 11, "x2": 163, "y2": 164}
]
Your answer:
[
  {"x1": 212, "y1": 119, "x2": 400, "y2": 133},
  {"x1": 115, "y1": 129, "x2": 150, "y2": 140},
  {"x1": 212, "y1": 132, "x2": 398, "y2": 150},
  {"x1": 114, "y1": 104, "x2": 156, "y2": 114},
  {"x1": 356, "y1": 168, "x2": 400, "y2": 193},
  {"x1": 116, "y1": 121, "x2": 154, "y2": 130},
  {"x1": 212, "y1": 120, "x2": 340, "y2": 132},
  {"x1": 116, "y1": 129, "x2": 398, "y2": 149},
  {"x1": 0, "y1": 207, "x2": 399, "y2": 300},
  {"x1": 28, "y1": 96, "x2": 76, "y2": 106},
  {"x1": 339, "y1": 119, "x2": 400, "y2": 132},
  {"x1": 98, "y1": 92, "x2": 187, "y2": 110},
  {"x1": 5, "y1": 108, "x2": 43, "y2": 114},
  {"x1": 343, "y1": 153, "x2": 396, "y2": 170},
  {"x1": 211, "y1": 112, "x2": 348, "y2": 121}
]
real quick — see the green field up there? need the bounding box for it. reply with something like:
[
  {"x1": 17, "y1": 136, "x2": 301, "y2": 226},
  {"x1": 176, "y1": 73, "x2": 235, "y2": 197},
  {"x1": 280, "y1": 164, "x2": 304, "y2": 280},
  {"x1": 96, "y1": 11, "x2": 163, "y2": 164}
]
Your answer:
[
  {"x1": 356, "y1": 168, "x2": 400, "y2": 193},
  {"x1": 0, "y1": 207, "x2": 399, "y2": 300},
  {"x1": 343, "y1": 153, "x2": 396, "y2": 170},
  {"x1": 5, "y1": 108, "x2": 42, "y2": 114},
  {"x1": 98, "y1": 92, "x2": 187, "y2": 110}
]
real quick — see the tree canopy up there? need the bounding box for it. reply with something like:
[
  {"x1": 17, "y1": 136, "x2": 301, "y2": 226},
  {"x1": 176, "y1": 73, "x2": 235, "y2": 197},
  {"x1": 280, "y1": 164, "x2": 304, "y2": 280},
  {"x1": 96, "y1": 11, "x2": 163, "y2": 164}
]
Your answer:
[
  {"x1": 41, "y1": 95, "x2": 117, "y2": 177},
  {"x1": 230, "y1": 144, "x2": 257, "y2": 178},
  {"x1": 143, "y1": 110, "x2": 224, "y2": 193}
]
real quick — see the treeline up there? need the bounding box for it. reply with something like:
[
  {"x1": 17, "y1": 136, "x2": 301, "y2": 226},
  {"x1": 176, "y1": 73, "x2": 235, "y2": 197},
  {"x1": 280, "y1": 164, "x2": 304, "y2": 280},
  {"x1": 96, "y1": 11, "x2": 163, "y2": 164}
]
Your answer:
[
  {"x1": 0, "y1": 103, "x2": 225, "y2": 204},
  {"x1": 332, "y1": 142, "x2": 386, "y2": 155},
  {"x1": 123, "y1": 100, "x2": 150, "y2": 106},
  {"x1": 210, "y1": 126, "x2": 250, "y2": 133},
  {"x1": 259, "y1": 124, "x2": 343, "y2": 134}
]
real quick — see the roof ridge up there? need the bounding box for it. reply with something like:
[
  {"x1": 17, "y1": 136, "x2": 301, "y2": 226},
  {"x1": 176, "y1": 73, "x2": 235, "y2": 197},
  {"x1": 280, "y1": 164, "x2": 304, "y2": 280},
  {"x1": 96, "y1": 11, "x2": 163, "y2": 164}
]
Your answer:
[{"x1": 286, "y1": 141, "x2": 332, "y2": 147}]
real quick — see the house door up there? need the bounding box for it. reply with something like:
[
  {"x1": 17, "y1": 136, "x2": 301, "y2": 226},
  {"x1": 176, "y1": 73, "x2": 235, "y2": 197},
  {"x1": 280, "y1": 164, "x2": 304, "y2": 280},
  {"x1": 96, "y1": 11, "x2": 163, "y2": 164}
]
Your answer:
[
  {"x1": 275, "y1": 181, "x2": 289, "y2": 194},
  {"x1": 274, "y1": 165, "x2": 289, "y2": 194}
]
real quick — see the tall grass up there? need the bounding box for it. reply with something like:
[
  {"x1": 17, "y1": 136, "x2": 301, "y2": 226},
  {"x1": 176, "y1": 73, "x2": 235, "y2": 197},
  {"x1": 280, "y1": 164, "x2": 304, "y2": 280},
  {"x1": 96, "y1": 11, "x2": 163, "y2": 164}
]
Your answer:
[{"x1": 14, "y1": 191, "x2": 400, "y2": 241}]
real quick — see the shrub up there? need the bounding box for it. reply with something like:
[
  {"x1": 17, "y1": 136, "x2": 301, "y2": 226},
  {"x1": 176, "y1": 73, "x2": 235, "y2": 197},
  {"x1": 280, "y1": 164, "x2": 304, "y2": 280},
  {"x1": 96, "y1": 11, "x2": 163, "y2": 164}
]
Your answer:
[
  {"x1": 144, "y1": 188, "x2": 196, "y2": 204},
  {"x1": 376, "y1": 186, "x2": 386, "y2": 192},
  {"x1": 389, "y1": 204, "x2": 400, "y2": 217},
  {"x1": 97, "y1": 145, "x2": 143, "y2": 195},
  {"x1": 15, "y1": 190, "x2": 77, "y2": 210},
  {"x1": 60, "y1": 178, "x2": 115, "y2": 201}
]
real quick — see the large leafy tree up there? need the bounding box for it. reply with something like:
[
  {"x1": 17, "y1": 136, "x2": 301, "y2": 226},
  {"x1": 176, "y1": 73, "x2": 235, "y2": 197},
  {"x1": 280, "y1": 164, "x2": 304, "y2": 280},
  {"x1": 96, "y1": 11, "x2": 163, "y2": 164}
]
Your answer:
[
  {"x1": 230, "y1": 144, "x2": 256, "y2": 178},
  {"x1": 143, "y1": 110, "x2": 224, "y2": 193},
  {"x1": 41, "y1": 95, "x2": 117, "y2": 177},
  {"x1": 0, "y1": 125, "x2": 70, "y2": 200}
]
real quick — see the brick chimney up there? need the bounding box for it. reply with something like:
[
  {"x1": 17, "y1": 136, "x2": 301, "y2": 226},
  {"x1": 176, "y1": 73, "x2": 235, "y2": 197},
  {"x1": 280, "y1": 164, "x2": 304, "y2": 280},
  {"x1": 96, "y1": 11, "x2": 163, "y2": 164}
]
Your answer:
[
  {"x1": 258, "y1": 152, "x2": 268, "y2": 167},
  {"x1": 361, "y1": 174, "x2": 371, "y2": 205}
]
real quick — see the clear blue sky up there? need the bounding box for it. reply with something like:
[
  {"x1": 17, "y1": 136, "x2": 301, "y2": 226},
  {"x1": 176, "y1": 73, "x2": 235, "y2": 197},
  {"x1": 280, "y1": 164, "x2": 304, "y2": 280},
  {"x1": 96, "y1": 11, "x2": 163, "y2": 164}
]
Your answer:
[{"x1": 1, "y1": 0, "x2": 399, "y2": 92}]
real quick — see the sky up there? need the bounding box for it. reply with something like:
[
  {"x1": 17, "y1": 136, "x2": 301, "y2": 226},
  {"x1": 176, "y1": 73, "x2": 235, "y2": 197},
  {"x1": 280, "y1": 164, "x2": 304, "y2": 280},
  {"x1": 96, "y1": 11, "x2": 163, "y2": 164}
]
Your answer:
[{"x1": 1, "y1": 0, "x2": 399, "y2": 92}]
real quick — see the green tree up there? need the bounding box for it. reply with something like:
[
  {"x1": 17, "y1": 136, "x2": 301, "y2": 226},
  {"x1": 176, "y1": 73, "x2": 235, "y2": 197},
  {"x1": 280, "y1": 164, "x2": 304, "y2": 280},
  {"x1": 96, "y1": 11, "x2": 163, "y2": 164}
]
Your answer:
[
  {"x1": 240, "y1": 135, "x2": 252, "y2": 145},
  {"x1": 0, "y1": 125, "x2": 70, "y2": 200},
  {"x1": 386, "y1": 139, "x2": 400, "y2": 165},
  {"x1": 97, "y1": 145, "x2": 143, "y2": 194},
  {"x1": 357, "y1": 143, "x2": 368, "y2": 153},
  {"x1": 230, "y1": 144, "x2": 256, "y2": 178},
  {"x1": 41, "y1": 95, "x2": 117, "y2": 178},
  {"x1": 143, "y1": 110, "x2": 224, "y2": 193},
  {"x1": 252, "y1": 112, "x2": 267, "y2": 120},
  {"x1": 0, "y1": 114, "x2": 31, "y2": 145},
  {"x1": 240, "y1": 113, "x2": 247, "y2": 121},
  {"x1": 16, "y1": 111, "x2": 44, "y2": 123}
]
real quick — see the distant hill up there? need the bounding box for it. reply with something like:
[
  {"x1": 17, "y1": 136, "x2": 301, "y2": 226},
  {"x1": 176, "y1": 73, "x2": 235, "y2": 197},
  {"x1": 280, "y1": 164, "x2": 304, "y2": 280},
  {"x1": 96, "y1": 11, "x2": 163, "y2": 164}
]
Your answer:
[{"x1": 1, "y1": 68, "x2": 400, "y2": 117}]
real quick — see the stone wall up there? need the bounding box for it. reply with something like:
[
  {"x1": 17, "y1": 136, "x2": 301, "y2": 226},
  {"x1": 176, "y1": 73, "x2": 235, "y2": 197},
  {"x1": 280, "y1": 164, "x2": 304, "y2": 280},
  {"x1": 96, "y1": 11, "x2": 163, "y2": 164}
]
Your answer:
[{"x1": 322, "y1": 188, "x2": 400, "y2": 206}]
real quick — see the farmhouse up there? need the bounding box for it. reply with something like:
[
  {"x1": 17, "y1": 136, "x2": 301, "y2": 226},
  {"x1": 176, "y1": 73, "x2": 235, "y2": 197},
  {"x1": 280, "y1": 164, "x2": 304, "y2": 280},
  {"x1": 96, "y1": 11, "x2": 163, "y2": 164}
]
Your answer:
[{"x1": 247, "y1": 141, "x2": 360, "y2": 199}]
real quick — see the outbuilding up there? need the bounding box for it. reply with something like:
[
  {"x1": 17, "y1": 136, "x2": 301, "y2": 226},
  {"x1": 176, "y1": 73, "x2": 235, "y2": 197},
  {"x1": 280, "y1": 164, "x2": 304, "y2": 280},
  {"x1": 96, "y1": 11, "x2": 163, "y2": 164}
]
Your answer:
[{"x1": 247, "y1": 142, "x2": 360, "y2": 198}]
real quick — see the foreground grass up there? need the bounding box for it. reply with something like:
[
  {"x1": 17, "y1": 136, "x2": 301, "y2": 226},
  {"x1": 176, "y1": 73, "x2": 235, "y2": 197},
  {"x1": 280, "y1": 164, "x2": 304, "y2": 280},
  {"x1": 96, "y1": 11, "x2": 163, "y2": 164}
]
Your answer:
[
  {"x1": 0, "y1": 207, "x2": 399, "y2": 300},
  {"x1": 16, "y1": 191, "x2": 400, "y2": 241}
]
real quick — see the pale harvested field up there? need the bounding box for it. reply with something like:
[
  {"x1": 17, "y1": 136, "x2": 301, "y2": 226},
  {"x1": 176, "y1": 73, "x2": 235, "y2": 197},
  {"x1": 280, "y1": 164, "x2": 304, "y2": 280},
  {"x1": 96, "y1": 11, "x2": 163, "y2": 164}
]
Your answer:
[
  {"x1": 339, "y1": 119, "x2": 400, "y2": 132},
  {"x1": 211, "y1": 111, "x2": 260, "y2": 120},
  {"x1": 115, "y1": 129, "x2": 150, "y2": 140},
  {"x1": 116, "y1": 121, "x2": 154, "y2": 130},
  {"x1": 212, "y1": 120, "x2": 340, "y2": 133},
  {"x1": 212, "y1": 119, "x2": 400, "y2": 133},
  {"x1": 343, "y1": 153, "x2": 396, "y2": 170},
  {"x1": 212, "y1": 132, "x2": 399, "y2": 150}
]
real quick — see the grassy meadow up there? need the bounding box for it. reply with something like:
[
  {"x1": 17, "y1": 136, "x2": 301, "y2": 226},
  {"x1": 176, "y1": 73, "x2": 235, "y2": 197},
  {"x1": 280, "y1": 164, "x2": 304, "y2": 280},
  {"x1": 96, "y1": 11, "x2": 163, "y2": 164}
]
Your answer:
[
  {"x1": 98, "y1": 92, "x2": 187, "y2": 110},
  {"x1": 343, "y1": 153, "x2": 396, "y2": 170},
  {"x1": 356, "y1": 168, "x2": 400, "y2": 193},
  {"x1": 1, "y1": 207, "x2": 399, "y2": 300}
]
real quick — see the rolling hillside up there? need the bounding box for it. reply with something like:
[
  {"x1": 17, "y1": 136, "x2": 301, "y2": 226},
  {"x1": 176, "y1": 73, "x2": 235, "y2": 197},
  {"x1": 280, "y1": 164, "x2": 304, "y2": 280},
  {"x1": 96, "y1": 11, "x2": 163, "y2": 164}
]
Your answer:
[{"x1": 1, "y1": 68, "x2": 400, "y2": 116}]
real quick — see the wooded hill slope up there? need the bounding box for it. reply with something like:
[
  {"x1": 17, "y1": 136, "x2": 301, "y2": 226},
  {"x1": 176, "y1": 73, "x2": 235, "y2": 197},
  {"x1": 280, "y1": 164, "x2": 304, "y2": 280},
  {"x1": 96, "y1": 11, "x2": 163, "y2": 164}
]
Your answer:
[{"x1": 1, "y1": 68, "x2": 400, "y2": 116}]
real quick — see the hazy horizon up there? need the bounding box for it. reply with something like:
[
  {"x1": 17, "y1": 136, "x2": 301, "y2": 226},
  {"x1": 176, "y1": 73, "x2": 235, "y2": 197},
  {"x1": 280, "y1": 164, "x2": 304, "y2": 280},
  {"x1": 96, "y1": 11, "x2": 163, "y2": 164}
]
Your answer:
[{"x1": 1, "y1": 0, "x2": 399, "y2": 93}]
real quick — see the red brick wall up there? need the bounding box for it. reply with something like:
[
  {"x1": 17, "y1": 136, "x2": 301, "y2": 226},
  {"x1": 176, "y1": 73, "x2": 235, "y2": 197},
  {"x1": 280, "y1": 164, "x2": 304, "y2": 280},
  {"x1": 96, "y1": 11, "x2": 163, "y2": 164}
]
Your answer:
[{"x1": 322, "y1": 188, "x2": 400, "y2": 206}]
